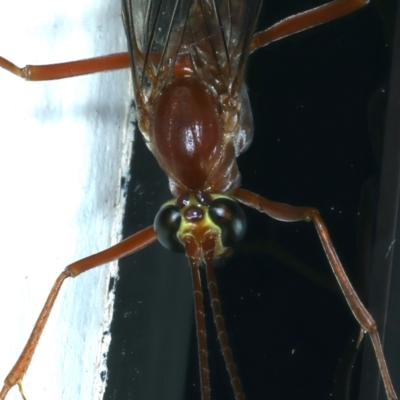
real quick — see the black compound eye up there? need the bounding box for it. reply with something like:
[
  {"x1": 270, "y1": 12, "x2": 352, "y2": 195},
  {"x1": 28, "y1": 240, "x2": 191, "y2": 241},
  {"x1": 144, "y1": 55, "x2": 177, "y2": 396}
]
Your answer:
[
  {"x1": 209, "y1": 198, "x2": 246, "y2": 247},
  {"x1": 154, "y1": 205, "x2": 185, "y2": 253}
]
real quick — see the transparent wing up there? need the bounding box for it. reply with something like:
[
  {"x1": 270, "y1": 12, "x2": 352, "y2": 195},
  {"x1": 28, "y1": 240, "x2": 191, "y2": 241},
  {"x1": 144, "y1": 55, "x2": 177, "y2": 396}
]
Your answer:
[{"x1": 122, "y1": 0, "x2": 262, "y2": 107}]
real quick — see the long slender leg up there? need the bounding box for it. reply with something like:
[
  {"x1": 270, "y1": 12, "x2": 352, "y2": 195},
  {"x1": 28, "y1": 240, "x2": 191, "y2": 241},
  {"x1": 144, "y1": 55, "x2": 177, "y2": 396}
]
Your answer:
[
  {"x1": 0, "y1": 52, "x2": 130, "y2": 81},
  {"x1": 0, "y1": 226, "x2": 156, "y2": 400},
  {"x1": 233, "y1": 188, "x2": 398, "y2": 400},
  {"x1": 251, "y1": 0, "x2": 369, "y2": 52}
]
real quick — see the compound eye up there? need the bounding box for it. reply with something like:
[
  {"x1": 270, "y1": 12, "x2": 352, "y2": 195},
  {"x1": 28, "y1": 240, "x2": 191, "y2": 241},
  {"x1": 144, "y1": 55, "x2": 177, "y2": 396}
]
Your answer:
[
  {"x1": 154, "y1": 205, "x2": 185, "y2": 253},
  {"x1": 209, "y1": 198, "x2": 247, "y2": 247}
]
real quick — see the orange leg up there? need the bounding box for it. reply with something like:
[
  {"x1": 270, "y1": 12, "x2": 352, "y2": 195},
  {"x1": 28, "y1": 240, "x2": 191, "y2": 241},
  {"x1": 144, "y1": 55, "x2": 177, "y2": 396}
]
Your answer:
[
  {"x1": 251, "y1": 0, "x2": 369, "y2": 51},
  {"x1": 0, "y1": 226, "x2": 156, "y2": 400},
  {"x1": 0, "y1": 52, "x2": 130, "y2": 81},
  {"x1": 233, "y1": 188, "x2": 397, "y2": 400},
  {"x1": 0, "y1": 0, "x2": 369, "y2": 81},
  {"x1": 0, "y1": 0, "x2": 369, "y2": 82}
]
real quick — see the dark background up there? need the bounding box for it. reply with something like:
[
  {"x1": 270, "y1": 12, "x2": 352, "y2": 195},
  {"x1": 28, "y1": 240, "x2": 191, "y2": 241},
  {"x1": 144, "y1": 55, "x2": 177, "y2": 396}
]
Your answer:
[{"x1": 104, "y1": 1, "x2": 398, "y2": 399}]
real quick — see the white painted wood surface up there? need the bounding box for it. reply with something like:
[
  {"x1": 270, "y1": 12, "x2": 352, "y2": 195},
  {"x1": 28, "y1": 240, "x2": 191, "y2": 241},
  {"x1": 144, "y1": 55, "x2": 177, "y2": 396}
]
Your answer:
[{"x1": 0, "y1": 0, "x2": 131, "y2": 399}]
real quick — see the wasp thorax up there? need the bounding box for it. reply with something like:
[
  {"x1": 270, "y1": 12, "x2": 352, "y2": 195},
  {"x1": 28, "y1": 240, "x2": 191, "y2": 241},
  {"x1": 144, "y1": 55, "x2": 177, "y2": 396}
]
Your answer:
[{"x1": 154, "y1": 191, "x2": 247, "y2": 254}]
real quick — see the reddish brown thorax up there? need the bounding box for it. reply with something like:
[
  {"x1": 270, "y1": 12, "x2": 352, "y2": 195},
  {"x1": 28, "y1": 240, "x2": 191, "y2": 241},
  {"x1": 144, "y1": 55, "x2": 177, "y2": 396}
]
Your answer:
[
  {"x1": 146, "y1": 52, "x2": 246, "y2": 197},
  {"x1": 151, "y1": 76, "x2": 223, "y2": 191}
]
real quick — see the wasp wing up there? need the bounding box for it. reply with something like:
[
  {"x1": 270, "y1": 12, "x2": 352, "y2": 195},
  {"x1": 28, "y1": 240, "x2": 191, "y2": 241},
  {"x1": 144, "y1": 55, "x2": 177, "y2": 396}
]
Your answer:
[{"x1": 122, "y1": 0, "x2": 262, "y2": 107}]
